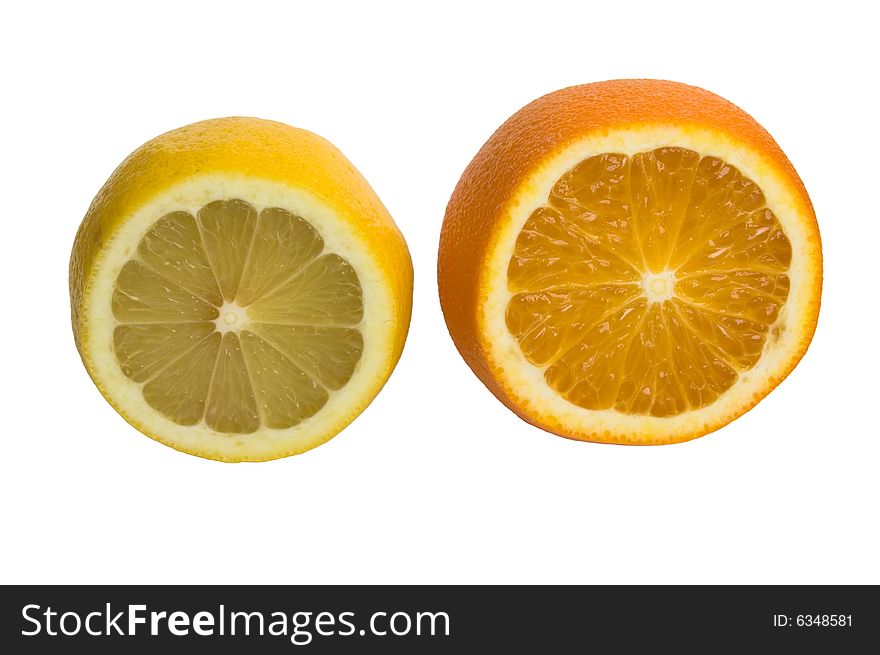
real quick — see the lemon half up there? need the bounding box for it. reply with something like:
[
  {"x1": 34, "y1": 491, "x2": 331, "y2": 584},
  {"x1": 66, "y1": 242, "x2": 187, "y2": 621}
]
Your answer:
[{"x1": 71, "y1": 118, "x2": 412, "y2": 461}]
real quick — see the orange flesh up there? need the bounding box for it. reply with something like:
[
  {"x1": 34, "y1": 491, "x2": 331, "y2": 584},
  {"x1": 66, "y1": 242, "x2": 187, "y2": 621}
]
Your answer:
[
  {"x1": 112, "y1": 200, "x2": 364, "y2": 433},
  {"x1": 506, "y1": 147, "x2": 792, "y2": 417}
]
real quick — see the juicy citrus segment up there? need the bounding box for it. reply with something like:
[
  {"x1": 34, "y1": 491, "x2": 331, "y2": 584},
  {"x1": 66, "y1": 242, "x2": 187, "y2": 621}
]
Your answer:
[
  {"x1": 629, "y1": 147, "x2": 702, "y2": 272},
  {"x1": 205, "y1": 332, "x2": 260, "y2": 434},
  {"x1": 239, "y1": 330, "x2": 329, "y2": 429},
  {"x1": 505, "y1": 146, "x2": 792, "y2": 418},
  {"x1": 112, "y1": 260, "x2": 220, "y2": 322},
  {"x1": 505, "y1": 284, "x2": 640, "y2": 366},
  {"x1": 251, "y1": 324, "x2": 363, "y2": 390},
  {"x1": 507, "y1": 206, "x2": 641, "y2": 292},
  {"x1": 670, "y1": 298, "x2": 770, "y2": 370},
  {"x1": 142, "y1": 331, "x2": 221, "y2": 426},
  {"x1": 675, "y1": 270, "x2": 790, "y2": 324},
  {"x1": 113, "y1": 322, "x2": 216, "y2": 383},
  {"x1": 236, "y1": 207, "x2": 324, "y2": 307},
  {"x1": 543, "y1": 297, "x2": 647, "y2": 408},
  {"x1": 669, "y1": 158, "x2": 768, "y2": 272},
  {"x1": 137, "y1": 211, "x2": 223, "y2": 306},
  {"x1": 676, "y1": 207, "x2": 792, "y2": 276},
  {"x1": 547, "y1": 153, "x2": 643, "y2": 272},
  {"x1": 111, "y1": 198, "x2": 365, "y2": 435},
  {"x1": 247, "y1": 254, "x2": 364, "y2": 325},
  {"x1": 197, "y1": 199, "x2": 258, "y2": 302}
]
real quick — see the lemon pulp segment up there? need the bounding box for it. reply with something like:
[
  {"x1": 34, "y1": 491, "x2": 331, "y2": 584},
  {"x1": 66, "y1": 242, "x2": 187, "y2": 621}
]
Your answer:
[
  {"x1": 506, "y1": 147, "x2": 792, "y2": 417},
  {"x1": 112, "y1": 199, "x2": 364, "y2": 434}
]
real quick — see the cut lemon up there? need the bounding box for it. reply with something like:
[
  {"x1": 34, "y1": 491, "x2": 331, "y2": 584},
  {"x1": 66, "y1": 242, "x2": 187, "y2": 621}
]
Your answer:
[
  {"x1": 71, "y1": 118, "x2": 412, "y2": 461},
  {"x1": 438, "y1": 80, "x2": 821, "y2": 444}
]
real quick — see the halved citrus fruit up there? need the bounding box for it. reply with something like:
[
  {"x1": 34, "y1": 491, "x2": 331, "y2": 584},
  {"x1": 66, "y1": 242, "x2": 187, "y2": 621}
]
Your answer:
[
  {"x1": 71, "y1": 118, "x2": 412, "y2": 461},
  {"x1": 438, "y1": 80, "x2": 821, "y2": 444}
]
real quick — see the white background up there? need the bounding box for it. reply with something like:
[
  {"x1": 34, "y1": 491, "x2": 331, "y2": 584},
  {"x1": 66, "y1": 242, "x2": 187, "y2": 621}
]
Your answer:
[{"x1": 1, "y1": 0, "x2": 877, "y2": 585}]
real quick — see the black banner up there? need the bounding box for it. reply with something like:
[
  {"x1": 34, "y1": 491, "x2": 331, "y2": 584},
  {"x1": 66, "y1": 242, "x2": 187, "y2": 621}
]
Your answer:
[{"x1": 1, "y1": 585, "x2": 875, "y2": 652}]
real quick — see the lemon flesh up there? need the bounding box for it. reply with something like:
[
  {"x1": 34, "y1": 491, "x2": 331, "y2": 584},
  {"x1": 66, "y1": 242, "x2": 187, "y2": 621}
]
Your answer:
[
  {"x1": 506, "y1": 147, "x2": 792, "y2": 418},
  {"x1": 112, "y1": 199, "x2": 364, "y2": 434}
]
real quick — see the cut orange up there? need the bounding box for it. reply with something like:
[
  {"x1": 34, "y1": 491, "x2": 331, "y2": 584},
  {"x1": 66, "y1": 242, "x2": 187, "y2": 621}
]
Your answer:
[
  {"x1": 71, "y1": 118, "x2": 412, "y2": 461},
  {"x1": 438, "y1": 80, "x2": 821, "y2": 444}
]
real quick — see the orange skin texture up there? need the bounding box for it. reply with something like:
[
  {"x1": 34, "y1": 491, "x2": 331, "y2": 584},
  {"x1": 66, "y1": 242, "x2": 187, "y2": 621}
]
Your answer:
[{"x1": 438, "y1": 79, "x2": 821, "y2": 443}]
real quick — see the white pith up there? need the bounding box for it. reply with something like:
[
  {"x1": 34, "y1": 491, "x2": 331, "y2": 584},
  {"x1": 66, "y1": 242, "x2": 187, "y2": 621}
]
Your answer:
[
  {"x1": 642, "y1": 271, "x2": 676, "y2": 303},
  {"x1": 81, "y1": 174, "x2": 396, "y2": 460},
  {"x1": 481, "y1": 126, "x2": 820, "y2": 442},
  {"x1": 215, "y1": 301, "x2": 250, "y2": 334}
]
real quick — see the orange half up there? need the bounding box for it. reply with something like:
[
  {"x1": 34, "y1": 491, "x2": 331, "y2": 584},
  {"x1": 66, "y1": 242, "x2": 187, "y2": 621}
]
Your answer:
[{"x1": 438, "y1": 80, "x2": 821, "y2": 444}]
